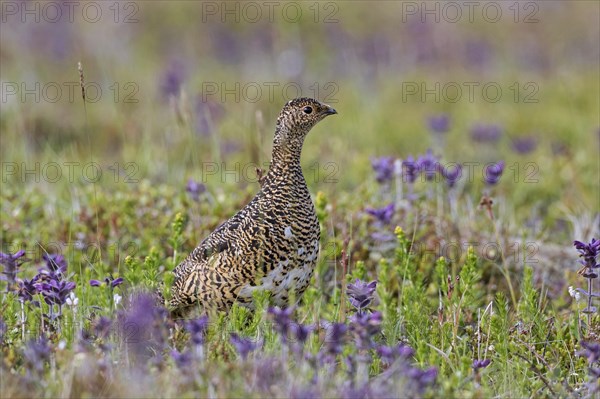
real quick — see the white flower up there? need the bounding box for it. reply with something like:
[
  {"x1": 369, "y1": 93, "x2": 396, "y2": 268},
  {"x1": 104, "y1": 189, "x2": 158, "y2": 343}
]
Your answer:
[
  {"x1": 113, "y1": 293, "x2": 122, "y2": 306},
  {"x1": 568, "y1": 286, "x2": 581, "y2": 302},
  {"x1": 66, "y1": 292, "x2": 79, "y2": 307}
]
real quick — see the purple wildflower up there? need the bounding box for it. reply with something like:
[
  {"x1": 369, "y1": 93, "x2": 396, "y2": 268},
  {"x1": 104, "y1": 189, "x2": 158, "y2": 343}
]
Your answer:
[
  {"x1": 159, "y1": 60, "x2": 186, "y2": 99},
  {"x1": 406, "y1": 367, "x2": 438, "y2": 394},
  {"x1": 402, "y1": 156, "x2": 419, "y2": 184},
  {"x1": 371, "y1": 156, "x2": 395, "y2": 183},
  {"x1": 322, "y1": 322, "x2": 348, "y2": 357},
  {"x1": 117, "y1": 293, "x2": 170, "y2": 363},
  {"x1": 511, "y1": 136, "x2": 538, "y2": 154},
  {"x1": 573, "y1": 239, "x2": 600, "y2": 318},
  {"x1": 340, "y1": 384, "x2": 370, "y2": 399},
  {"x1": 291, "y1": 323, "x2": 314, "y2": 344},
  {"x1": 0, "y1": 250, "x2": 27, "y2": 289},
  {"x1": 349, "y1": 311, "x2": 383, "y2": 350},
  {"x1": 89, "y1": 276, "x2": 125, "y2": 288},
  {"x1": 186, "y1": 178, "x2": 206, "y2": 202},
  {"x1": 171, "y1": 349, "x2": 193, "y2": 368},
  {"x1": 186, "y1": 316, "x2": 209, "y2": 345},
  {"x1": 578, "y1": 341, "x2": 600, "y2": 364},
  {"x1": 484, "y1": 161, "x2": 505, "y2": 185},
  {"x1": 438, "y1": 163, "x2": 462, "y2": 188},
  {"x1": 290, "y1": 386, "x2": 322, "y2": 399},
  {"x1": 346, "y1": 279, "x2": 377, "y2": 312},
  {"x1": 23, "y1": 336, "x2": 52, "y2": 375},
  {"x1": 573, "y1": 238, "x2": 600, "y2": 275},
  {"x1": 42, "y1": 253, "x2": 67, "y2": 274},
  {"x1": 472, "y1": 358, "x2": 492, "y2": 370},
  {"x1": 17, "y1": 278, "x2": 39, "y2": 303},
  {"x1": 106, "y1": 276, "x2": 124, "y2": 288},
  {"x1": 377, "y1": 343, "x2": 415, "y2": 364},
  {"x1": 470, "y1": 123, "x2": 502, "y2": 143},
  {"x1": 254, "y1": 357, "x2": 284, "y2": 392},
  {"x1": 365, "y1": 203, "x2": 394, "y2": 225},
  {"x1": 230, "y1": 333, "x2": 262, "y2": 359},
  {"x1": 35, "y1": 279, "x2": 76, "y2": 306},
  {"x1": 268, "y1": 306, "x2": 294, "y2": 342},
  {"x1": 417, "y1": 149, "x2": 439, "y2": 181},
  {"x1": 93, "y1": 316, "x2": 113, "y2": 339},
  {"x1": 427, "y1": 114, "x2": 450, "y2": 134}
]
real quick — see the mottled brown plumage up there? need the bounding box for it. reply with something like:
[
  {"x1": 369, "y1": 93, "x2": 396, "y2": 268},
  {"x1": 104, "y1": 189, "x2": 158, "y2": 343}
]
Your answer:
[{"x1": 170, "y1": 98, "x2": 337, "y2": 316}]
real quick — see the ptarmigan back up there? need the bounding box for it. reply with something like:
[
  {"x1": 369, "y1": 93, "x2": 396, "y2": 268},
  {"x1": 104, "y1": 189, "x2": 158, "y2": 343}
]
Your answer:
[{"x1": 170, "y1": 98, "x2": 337, "y2": 316}]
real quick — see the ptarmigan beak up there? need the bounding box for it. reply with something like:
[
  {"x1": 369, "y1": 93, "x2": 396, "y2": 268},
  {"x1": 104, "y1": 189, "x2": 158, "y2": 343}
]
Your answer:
[{"x1": 322, "y1": 105, "x2": 337, "y2": 116}]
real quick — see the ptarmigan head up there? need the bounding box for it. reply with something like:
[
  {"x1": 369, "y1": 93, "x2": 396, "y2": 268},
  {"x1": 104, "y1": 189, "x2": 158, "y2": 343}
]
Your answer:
[{"x1": 275, "y1": 97, "x2": 337, "y2": 139}]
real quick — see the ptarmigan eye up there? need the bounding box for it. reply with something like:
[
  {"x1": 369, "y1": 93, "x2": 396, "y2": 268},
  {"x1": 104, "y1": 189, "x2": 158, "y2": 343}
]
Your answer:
[{"x1": 303, "y1": 106, "x2": 313, "y2": 114}]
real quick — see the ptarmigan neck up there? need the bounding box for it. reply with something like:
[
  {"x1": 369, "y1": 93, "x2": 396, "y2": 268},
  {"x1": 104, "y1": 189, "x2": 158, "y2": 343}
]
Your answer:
[{"x1": 268, "y1": 136, "x2": 306, "y2": 184}]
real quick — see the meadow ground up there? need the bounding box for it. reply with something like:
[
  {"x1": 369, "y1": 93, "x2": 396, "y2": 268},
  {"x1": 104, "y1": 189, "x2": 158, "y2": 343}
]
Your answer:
[{"x1": 1, "y1": 2, "x2": 599, "y2": 397}]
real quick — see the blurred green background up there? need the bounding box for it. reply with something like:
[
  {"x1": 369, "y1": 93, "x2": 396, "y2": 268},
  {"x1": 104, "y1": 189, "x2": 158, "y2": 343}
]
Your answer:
[{"x1": 1, "y1": 0, "x2": 598, "y2": 239}]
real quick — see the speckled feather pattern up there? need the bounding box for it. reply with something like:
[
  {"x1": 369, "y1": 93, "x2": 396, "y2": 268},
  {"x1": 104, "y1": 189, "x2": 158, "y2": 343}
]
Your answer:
[{"x1": 170, "y1": 98, "x2": 337, "y2": 316}]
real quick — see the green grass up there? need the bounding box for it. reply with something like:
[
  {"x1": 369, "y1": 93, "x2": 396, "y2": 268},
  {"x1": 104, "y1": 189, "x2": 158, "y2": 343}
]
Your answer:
[{"x1": 1, "y1": 2, "x2": 599, "y2": 397}]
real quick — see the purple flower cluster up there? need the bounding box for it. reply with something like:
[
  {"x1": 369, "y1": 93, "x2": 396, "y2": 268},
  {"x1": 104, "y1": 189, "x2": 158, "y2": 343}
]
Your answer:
[
  {"x1": 347, "y1": 279, "x2": 377, "y2": 312},
  {"x1": 470, "y1": 123, "x2": 503, "y2": 143},
  {"x1": 34, "y1": 279, "x2": 76, "y2": 306},
  {"x1": 349, "y1": 311, "x2": 382, "y2": 350},
  {"x1": 440, "y1": 163, "x2": 463, "y2": 188},
  {"x1": 574, "y1": 238, "x2": 600, "y2": 276},
  {"x1": 3, "y1": 252, "x2": 76, "y2": 317},
  {"x1": 185, "y1": 178, "x2": 207, "y2": 202},
  {"x1": 573, "y1": 238, "x2": 600, "y2": 317},
  {"x1": 406, "y1": 150, "x2": 462, "y2": 187},
  {"x1": 418, "y1": 149, "x2": 438, "y2": 181},
  {"x1": 34, "y1": 255, "x2": 76, "y2": 312},
  {"x1": 230, "y1": 333, "x2": 262, "y2": 359},
  {"x1": 371, "y1": 150, "x2": 465, "y2": 189},
  {"x1": 0, "y1": 250, "x2": 27, "y2": 290},
  {"x1": 365, "y1": 203, "x2": 394, "y2": 225},
  {"x1": 577, "y1": 341, "x2": 600, "y2": 392},
  {"x1": 90, "y1": 276, "x2": 124, "y2": 288},
  {"x1": 186, "y1": 316, "x2": 209, "y2": 345},
  {"x1": 370, "y1": 156, "x2": 395, "y2": 183},
  {"x1": 268, "y1": 306, "x2": 294, "y2": 343},
  {"x1": 511, "y1": 136, "x2": 538, "y2": 154},
  {"x1": 472, "y1": 358, "x2": 491, "y2": 370},
  {"x1": 117, "y1": 293, "x2": 171, "y2": 365},
  {"x1": 484, "y1": 161, "x2": 505, "y2": 185},
  {"x1": 402, "y1": 156, "x2": 419, "y2": 184},
  {"x1": 377, "y1": 342, "x2": 414, "y2": 364},
  {"x1": 427, "y1": 114, "x2": 450, "y2": 134},
  {"x1": 159, "y1": 60, "x2": 186, "y2": 99},
  {"x1": 23, "y1": 336, "x2": 52, "y2": 376}
]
